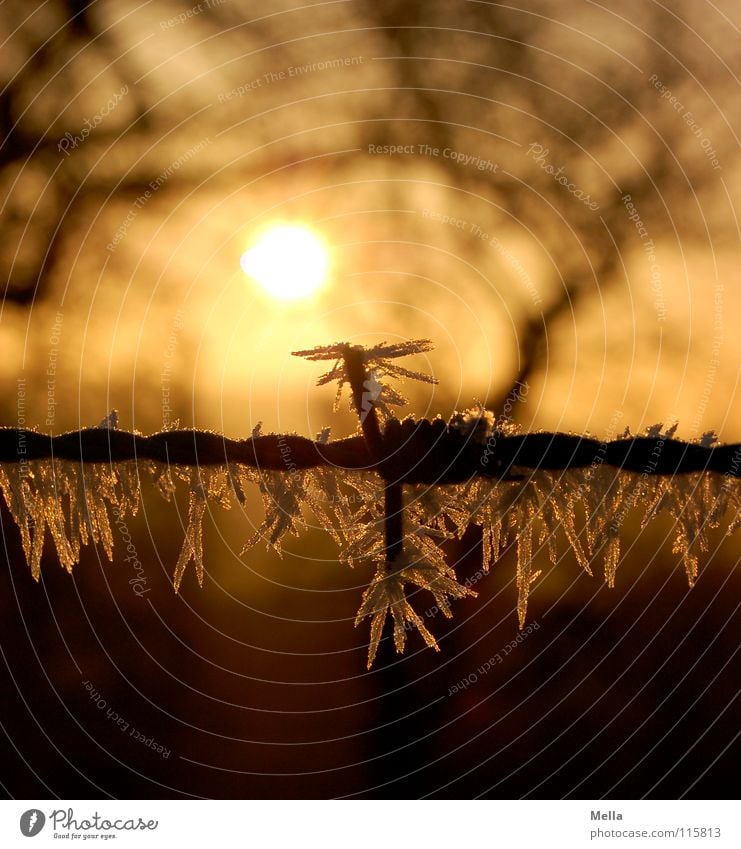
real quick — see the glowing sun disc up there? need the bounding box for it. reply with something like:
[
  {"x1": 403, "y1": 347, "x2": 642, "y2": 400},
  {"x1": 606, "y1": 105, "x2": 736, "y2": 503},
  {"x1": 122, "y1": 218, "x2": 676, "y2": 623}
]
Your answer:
[{"x1": 240, "y1": 225, "x2": 329, "y2": 300}]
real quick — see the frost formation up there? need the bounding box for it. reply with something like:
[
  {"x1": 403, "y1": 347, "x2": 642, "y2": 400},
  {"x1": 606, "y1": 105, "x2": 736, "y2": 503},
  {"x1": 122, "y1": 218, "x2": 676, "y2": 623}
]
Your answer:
[{"x1": 1, "y1": 341, "x2": 739, "y2": 667}]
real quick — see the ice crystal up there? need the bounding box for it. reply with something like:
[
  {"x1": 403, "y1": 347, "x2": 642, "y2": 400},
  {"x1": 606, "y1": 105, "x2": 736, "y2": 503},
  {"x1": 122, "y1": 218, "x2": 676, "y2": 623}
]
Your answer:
[
  {"x1": 0, "y1": 458, "x2": 126, "y2": 579},
  {"x1": 1, "y1": 388, "x2": 740, "y2": 668},
  {"x1": 293, "y1": 339, "x2": 438, "y2": 414},
  {"x1": 0, "y1": 452, "x2": 240, "y2": 592},
  {"x1": 447, "y1": 405, "x2": 498, "y2": 443},
  {"x1": 0, "y1": 462, "x2": 35, "y2": 572},
  {"x1": 331, "y1": 473, "x2": 388, "y2": 567},
  {"x1": 355, "y1": 547, "x2": 475, "y2": 668},
  {"x1": 170, "y1": 464, "x2": 235, "y2": 589},
  {"x1": 399, "y1": 423, "x2": 741, "y2": 638},
  {"x1": 243, "y1": 469, "x2": 308, "y2": 554},
  {"x1": 97, "y1": 409, "x2": 119, "y2": 429},
  {"x1": 173, "y1": 470, "x2": 209, "y2": 590},
  {"x1": 76, "y1": 462, "x2": 118, "y2": 561},
  {"x1": 645, "y1": 422, "x2": 678, "y2": 439},
  {"x1": 31, "y1": 460, "x2": 79, "y2": 578}
]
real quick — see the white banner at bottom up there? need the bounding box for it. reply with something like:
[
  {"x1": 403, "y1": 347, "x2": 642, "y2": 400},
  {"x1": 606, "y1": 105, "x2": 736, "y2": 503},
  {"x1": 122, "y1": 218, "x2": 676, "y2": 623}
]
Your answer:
[{"x1": 1, "y1": 799, "x2": 738, "y2": 848}]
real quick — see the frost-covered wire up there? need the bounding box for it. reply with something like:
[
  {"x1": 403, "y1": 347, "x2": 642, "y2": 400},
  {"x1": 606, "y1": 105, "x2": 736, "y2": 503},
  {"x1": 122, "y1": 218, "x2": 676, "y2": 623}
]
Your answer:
[{"x1": 2, "y1": 339, "x2": 740, "y2": 667}]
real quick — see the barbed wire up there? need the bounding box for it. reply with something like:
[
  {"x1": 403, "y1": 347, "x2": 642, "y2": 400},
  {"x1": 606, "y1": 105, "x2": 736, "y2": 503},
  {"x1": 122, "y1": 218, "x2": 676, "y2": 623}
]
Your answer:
[
  {"x1": 3, "y1": 341, "x2": 740, "y2": 666},
  {"x1": 1, "y1": 423, "x2": 739, "y2": 482},
  {"x1": 5, "y1": 342, "x2": 739, "y2": 482}
]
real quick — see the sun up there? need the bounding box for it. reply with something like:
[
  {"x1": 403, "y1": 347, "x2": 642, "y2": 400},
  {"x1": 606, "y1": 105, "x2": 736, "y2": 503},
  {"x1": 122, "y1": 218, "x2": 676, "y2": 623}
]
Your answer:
[{"x1": 240, "y1": 224, "x2": 329, "y2": 300}]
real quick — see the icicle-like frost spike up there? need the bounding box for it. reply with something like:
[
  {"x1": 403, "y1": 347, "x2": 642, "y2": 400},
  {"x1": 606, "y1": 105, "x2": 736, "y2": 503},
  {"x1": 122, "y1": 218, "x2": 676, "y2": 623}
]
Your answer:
[
  {"x1": 301, "y1": 467, "x2": 347, "y2": 546},
  {"x1": 0, "y1": 462, "x2": 35, "y2": 569},
  {"x1": 113, "y1": 460, "x2": 143, "y2": 517},
  {"x1": 79, "y1": 463, "x2": 117, "y2": 561},
  {"x1": 656, "y1": 471, "x2": 712, "y2": 586},
  {"x1": 227, "y1": 462, "x2": 246, "y2": 504},
  {"x1": 354, "y1": 547, "x2": 475, "y2": 667},
  {"x1": 403, "y1": 540, "x2": 475, "y2": 618},
  {"x1": 335, "y1": 473, "x2": 386, "y2": 568},
  {"x1": 513, "y1": 498, "x2": 539, "y2": 627},
  {"x1": 24, "y1": 459, "x2": 76, "y2": 578},
  {"x1": 242, "y1": 469, "x2": 308, "y2": 554},
  {"x1": 203, "y1": 466, "x2": 234, "y2": 511},
  {"x1": 173, "y1": 469, "x2": 209, "y2": 591},
  {"x1": 151, "y1": 462, "x2": 177, "y2": 501},
  {"x1": 458, "y1": 471, "x2": 595, "y2": 626},
  {"x1": 603, "y1": 534, "x2": 622, "y2": 589},
  {"x1": 355, "y1": 561, "x2": 437, "y2": 668},
  {"x1": 0, "y1": 458, "x2": 147, "y2": 581},
  {"x1": 228, "y1": 462, "x2": 259, "y2": 507},
  {"x1": 0, "y1": 454, "x2": 239, "y2": 589}
]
